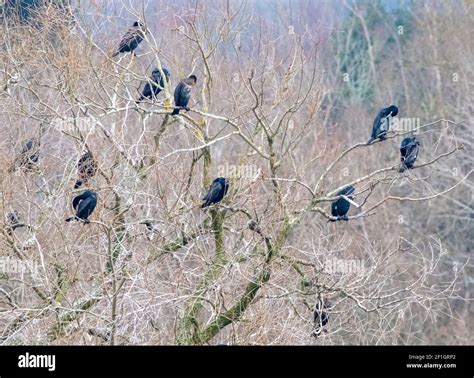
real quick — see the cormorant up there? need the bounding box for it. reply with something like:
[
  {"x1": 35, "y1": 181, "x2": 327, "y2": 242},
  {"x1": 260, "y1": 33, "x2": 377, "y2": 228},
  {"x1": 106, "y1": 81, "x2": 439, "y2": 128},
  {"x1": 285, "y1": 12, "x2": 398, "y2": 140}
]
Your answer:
[
  {"x1": 6, "y1": 211, "x2": 24, "y2": 235},
  {"x1": 11, "y1": 138, "x2": 40, "y2": 172},
  {"x1": 312, "y1": 299, "x2": 329, "y2": 336},
  {"x1": 144, "y1": 221, "x2": 154, "y2": 231},
  {"x1": 137, "y1": 67, "x2": 170, "y2": 102},
  {"x1": 330, "y1": 185, "x2": 355, "y2": 221},
  {"x1": 112, "y1": 21, "x2": 146, "y2": 57},
  {"x1": 75, "y1": 151, "x2": 97, "y2": 189},
  {"x1": 202, "y1": 177, "x2": 229, "y2": 208},
  {"x1": 65, "y1": 190, "x2": 97, "y2": 223},
  {"x1": 172, "y1": 75, "x2": 197, "y2": 115},
  {"x1": 399, "y1": 136, "x2": 420, "y2": 173},
  {"x1": 367, "y1": 105, "x2": 398, "y2": 144}
]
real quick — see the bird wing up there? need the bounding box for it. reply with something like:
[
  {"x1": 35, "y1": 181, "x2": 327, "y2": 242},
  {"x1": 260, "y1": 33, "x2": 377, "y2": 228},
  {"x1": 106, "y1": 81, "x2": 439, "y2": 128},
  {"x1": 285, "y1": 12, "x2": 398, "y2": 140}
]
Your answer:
[
  {"x1": 72, "y1": 192, "x2": 86, "y2": 210},
  {"x1": 203, "y1": 181, "x2": 222, "y2": 202},
  {"x1": 22, "y1": 139, "x2": 33, "y2": 152},
  {"x1": 175, "y1": 83, "x2": 191, "y2": 107},
  {"x1": 145, "y1": 72, "x2": 164, "y2": 97},
  {"x1": 371, "y1": 108, "x2": 392, "y2": 137},
  {"x1": 8, "y1": 212, "x2": 19, "y2": 225},
  {"x1": 173, "y1": 82, "x2": 183, "y2": 105},
  {"x1": 379, "y1": 115, "x2": 389, "y2": 133},
  {"x1": 400, "y1": 138, "x2": 414, "y2": 157},
  {"x1": 141, "y1": 81, "x2": 152, "y2": 99},
  {"x1": 117, "y1": 28, "x2": 143, "y2": 51},
  {"x1": 406, "y1": 142, "x2": 419, "y2": 161},
  {"x1": 371, "y1": 113, "x2": 383, "y2": 138},
  {"x1": 78, "y1": 154, "x2": 97, "y2": 178},
  {"x1": 400, "y1": 146, "x2": 407, "y2": 158},
  {"x1": 151, "y1": 71, "x2": 165, "y2": 89},
  {"x1": 77, "y1": 196, "x2": 97, "y2": 218}
]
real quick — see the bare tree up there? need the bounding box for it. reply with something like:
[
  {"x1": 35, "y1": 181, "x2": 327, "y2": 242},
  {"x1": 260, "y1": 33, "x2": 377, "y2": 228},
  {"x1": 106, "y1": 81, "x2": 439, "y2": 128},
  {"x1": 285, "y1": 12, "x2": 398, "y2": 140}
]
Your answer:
[{"x1": 0, "y1": 0, "x2": 471, "y2": 345}]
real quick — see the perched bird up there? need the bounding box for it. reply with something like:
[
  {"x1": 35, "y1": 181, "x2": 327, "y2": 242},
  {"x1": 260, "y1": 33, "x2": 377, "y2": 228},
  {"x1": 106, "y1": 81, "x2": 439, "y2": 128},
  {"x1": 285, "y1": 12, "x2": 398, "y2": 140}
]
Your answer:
[
  {"x1": 142, "y1": 221, "x2": 159, "y2": 241},
  {"x1": 202, "y1": 177, "x2": 229, "y2": 208},
  {"x1": 75, "y1": 151, "x2": 97, "y2": 189},
  {"x1": 112, "y1": 21, "x2": 146, "y2": 57},
  {"x1": 312, "y1": 299, "x2": 329, "y2": 336},
  {"x1": 143, "y1": 221, "x2": 155, "y2": 232},
  {"x1": 65, "y1": 190, "x2": 97, "y2": 224},
  {"x1": 330, "y1": 185, "x2": 355, "y2": 221},
  {"x1": 172, "y1": 75, "x2": 197, "y2": 115},
  {"x1": 137, "y1": 67, "x2": 170, "y2": 102},
  {"x1": 10, "y1": 138, "x2": 40, "y2": 172},
  {"x1": 399, "y1": 136, "x2": 420, "y2": 173},
  {"x1": 6, "y1": 211, "x2": 24, "y2": 235},
  {"x1": 367, "y1": 105, "x2": 398, "y2": 144}
]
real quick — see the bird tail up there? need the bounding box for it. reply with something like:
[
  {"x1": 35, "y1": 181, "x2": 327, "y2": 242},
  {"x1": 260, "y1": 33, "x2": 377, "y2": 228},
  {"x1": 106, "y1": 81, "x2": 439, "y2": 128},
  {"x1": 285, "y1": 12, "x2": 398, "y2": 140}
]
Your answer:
[
  {"x1": 367, "y1": 137, "x2": 375, "y2": 145},
  {"x1": 112, "y1": 51, "x2": 119, "y2": 57},
  {"x1": 399, "y1": 157, "x2": 408, "y2": 173},
  {"x1": 171, "y1": 108, "x2": 180, "y2": 115},
  {"x1": 65, "y1": 217, "x2": 75, "y2": 222},
  {"x1": 74, "y1": 180, "x2": 83, "y2": 189},
  {"x1": 201, "y1": 202, "x2": 208, "y2": 209},
  {"x1": 136, "y1": 95, "x2": 144, "y2": 103}
]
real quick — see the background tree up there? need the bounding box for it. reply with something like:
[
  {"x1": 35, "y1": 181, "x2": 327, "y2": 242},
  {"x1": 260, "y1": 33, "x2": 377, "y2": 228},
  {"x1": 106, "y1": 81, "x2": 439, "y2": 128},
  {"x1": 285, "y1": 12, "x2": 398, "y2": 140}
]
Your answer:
[{"x1": 0, "y1": 0, "x2": 471, "y2": 345}]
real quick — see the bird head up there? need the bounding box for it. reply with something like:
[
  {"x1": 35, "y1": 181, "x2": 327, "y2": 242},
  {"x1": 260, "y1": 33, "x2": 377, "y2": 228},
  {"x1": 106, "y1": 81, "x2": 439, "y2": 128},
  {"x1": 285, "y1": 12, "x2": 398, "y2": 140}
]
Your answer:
[
  {"x1": 339, "y1": 185, "x2": 355, "y2": 199},
  {"x1": 7, "y1": 210, "x2": 20, "y2": 223},
  {"x1": 153, "y1": 67, "x2": 170, "y2": 76},
  {"x1": 389, "y1": 105, "x2": 399, "y2": 117},
  {"x1": 188, "y1": 74, "x2": 197, "y2": 85},
  {"x1": 23, "y1": 139, "x2": 34, "y2": 150},
  {"x1": 81, "y1": 150, "x2": 93, "y2": 159},
  {"x1": 133, "y1": 21, "x2": 147, "y2": 33}
]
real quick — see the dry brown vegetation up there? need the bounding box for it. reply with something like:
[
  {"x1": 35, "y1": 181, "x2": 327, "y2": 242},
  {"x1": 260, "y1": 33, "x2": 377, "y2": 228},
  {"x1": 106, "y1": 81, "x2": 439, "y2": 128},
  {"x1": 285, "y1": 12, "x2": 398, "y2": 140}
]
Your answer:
[{"x1": 0, "y1": 0, "x2": 472, "y2": 345}]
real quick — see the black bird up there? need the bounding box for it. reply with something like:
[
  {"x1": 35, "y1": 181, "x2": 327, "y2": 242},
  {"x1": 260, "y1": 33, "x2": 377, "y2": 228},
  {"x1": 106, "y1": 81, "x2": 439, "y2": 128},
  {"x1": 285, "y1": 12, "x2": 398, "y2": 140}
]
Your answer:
[
  {"x1": 202, "y1": 177, "x2": 229, "y2": 208},
  {"x1": 137, "y1": 67, "x2": 170, "y2": 102},
  {"x1": 65, "y1": 190, "x2": 97, "y2": 224},
  {"x1": 312, "y1": 300, "x2": 329, "y2": 336},
  {"x1": 11, "y1": 138, "x2": 40, "y2": 172},
  {"x1": 142, "y1": 221, "x2": 159, "y2": 241},
  {"x1": 399, "y1": 136, "x2": 420, "y2": 173},
  {"x1": 75, "y1": 151, "x2": 97, "y2": 189},
  {"x1": 172, "y1": 75, "x2": 197, "y2": 115},
  {"x1": 331, "y1": 186, "x2": 355, "y2": 221},
  {"x1": 367, "y1": 105, "x2": 398, "y2": 144},
  {"x1": 112, "y1": 21, "x2": 146, "y2": 57},
  {"x1": 143, "y1": 221, "x2": 154, "y2": 232},
  {"x1": 6, "y1": 211, "x2": 24, "y2": 235}
]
